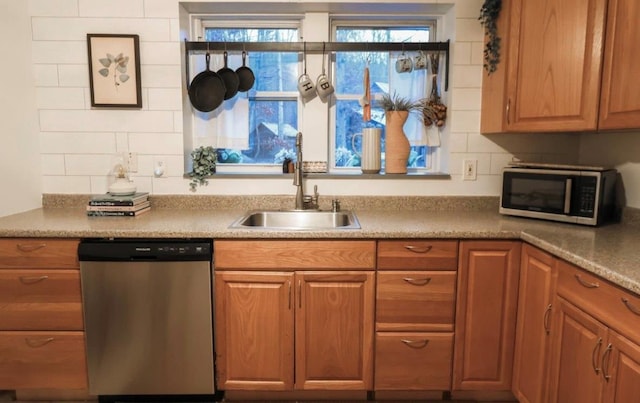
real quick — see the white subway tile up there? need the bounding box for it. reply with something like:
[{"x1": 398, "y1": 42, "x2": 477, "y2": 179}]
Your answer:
[
  {"x1": 58, "y1": 64, "x2": 89, "y2": 87},
  {"x1": 148, "y1": 88, "x2": 182, "y2": 110},
  {"x1": 29, "y1": 0, "x2": 78, "y2": 17},
  {"x1": 32, "y1": 17, "x2": 171, "y2": 41},
  {"x1": 468, "y1": 132, "x2": 507, "y2": 153},
  {"x1": 452, "y1": 42, "x2": 471, "y2": 65},
  {"x1": 450, "y1": 152, "x2": 491, "y2": 175},
  {"x1": 127, "y1": 176, "x2": 153, "y2": 194},
  {"x1": 89, "y1": 176, "x2": 109, "y2": 194},
  {"x1": 456, "y1": 18, "x2": 484, "y2": 42},
  {"x1": 40, "y1": 110, "x2": 175, "y2": 133},
  {"x1": 32, "y1": 41, "x2": 87, "y2": 64},
  {"x1": 33, "y1": 64, "x2": 59, "y2": 87},
  {"x1": 116, "y1": 132, "x2": 129, "y2": 152},
  {"x1": 450, "y1": 111, "x2": 480, "y2": 132},
  {"x1": 140, "y1": 42, "x2": 181, "y2": 65},
  {"x1": 138, "y1": 154, "x2": 184, "y2": 176},
  {"x1": 41, "y1": 154, "x2": 66, "y2": 175},
  {"x1": 40, "y1": 132, "x2": 117, "y2": 154},
  {"x1": 144, "y1": 0, "x2": 179, "y2": 18},
  {"x1": 152, "y1": 176, "x2": 189, "y2": 194},
  {"x1": 65, "y1": 154, "x2": 115, "y2": 176},
  {"x1": 141, "y1": 65, "x2": 182, "y2": 88},
  {"x1": 451, "y1": 88, "x2": 481, "y2": 111},
  {"x1": 452, "y1": 65, "x2": 483, "y2": 88},
  {"x1": 42, "y1": 175, "x2": 91, "y2": 194},
  {"x1": 491, "y1": 153, "x2": 517, "y2": 174},
  {"x1": 170, "y1": 18, "x2": 180, "y2": 41},
  {"x1": 173, "y1": 111, "x2": 183, "y2": 132},
  {"x1": 448, "y1": 132, "x2": 468, "y2": 153},
  {"x1": 36, "y1": 87, "x2": 85, "y2": 109},
  {"x1": 452, "y1": 0, "x2": 484, "y2": 19},
  {"x1": 128, "y1": 132, "x2": 183, "y2": 154},
  {"x1": 79, "y1": 0, "x2": 144, "y2": 18},
  {"x1": 471, "y1": 41, "x2": 484, "y2": 65}
]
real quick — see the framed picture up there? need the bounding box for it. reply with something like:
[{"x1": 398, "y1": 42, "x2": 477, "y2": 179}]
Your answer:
[{"x1": 87, "y1": 34, "x2": 142, "y2": 108}]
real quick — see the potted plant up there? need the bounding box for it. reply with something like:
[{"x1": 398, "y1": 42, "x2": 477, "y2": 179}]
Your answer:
[
  {"x1": 189, "y1": 146, "x2": 217, "y2": 191},
  {"x1": 378, "y1": 92, "x2": 419, "y2": 174}
]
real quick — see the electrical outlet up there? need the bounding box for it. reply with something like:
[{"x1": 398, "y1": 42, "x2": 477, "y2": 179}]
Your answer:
[
  {"x1": 463, "y1": 159, "x2": 477, "y2": 181},
  {"x1": 127, "y1": 152, "x2": 138, "y2": 173}
]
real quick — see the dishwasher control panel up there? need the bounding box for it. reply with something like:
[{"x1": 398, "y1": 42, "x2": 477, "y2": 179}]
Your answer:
[{"x1": 78, "y1": 238, "x2": 212, "y2": 261}]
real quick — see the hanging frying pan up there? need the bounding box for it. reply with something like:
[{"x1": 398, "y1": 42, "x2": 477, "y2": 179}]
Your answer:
[
  {"x1": 188, "y1": 52, "x2": 226, "y2": 112},
  {"x1": 235, "y1": 51, "x2": 255, "y2": 92},
  {"x1": 217, "y1": 51, "x2": 239, "y2": 100}
]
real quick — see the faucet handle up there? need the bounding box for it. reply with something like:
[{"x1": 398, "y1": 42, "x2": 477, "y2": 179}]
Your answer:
[{"x1": 332, "y1": 199, "x2": 341, "y2": 212}]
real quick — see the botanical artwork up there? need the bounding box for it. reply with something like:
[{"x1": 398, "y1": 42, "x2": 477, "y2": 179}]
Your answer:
[{"x1": 87, "y1": 34, "x2": 142, "y2": 107}]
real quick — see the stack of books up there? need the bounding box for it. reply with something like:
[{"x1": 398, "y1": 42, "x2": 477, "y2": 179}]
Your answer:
[{"x1": 87, "y1": 192, "x2": 150, "y2": 217}]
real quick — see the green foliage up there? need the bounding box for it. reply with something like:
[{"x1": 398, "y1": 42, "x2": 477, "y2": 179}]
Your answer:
[
  {"x1": 189, "y1": 146, "x2": 217, "y2": 192},
  {"x1": 378, "y1": 92, "x2": 420, "y2": 112},
  {"x1": 479, "y1": 0, "x2": 503, "y2": 74}
]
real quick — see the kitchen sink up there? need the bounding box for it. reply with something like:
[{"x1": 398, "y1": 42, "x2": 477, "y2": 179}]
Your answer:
[{"x1": 229, "y1": 210, "x2": 361, "y2": 230}]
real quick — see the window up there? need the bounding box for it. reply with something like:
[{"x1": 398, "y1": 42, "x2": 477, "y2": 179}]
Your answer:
[
  {"x1": 202, "y1": 24, "x2": 299, "y2": 166},
  {"x1": 332, "y1": 24, "x2": 435, "y2": 171}
]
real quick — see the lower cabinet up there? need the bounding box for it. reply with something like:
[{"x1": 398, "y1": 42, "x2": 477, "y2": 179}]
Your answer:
[
  {"x1": 214, "y1": 258, "x2": 375, "y2": 391},
  {"x1": 453, "y1": 240, "x2": 521, "y2": 391}
]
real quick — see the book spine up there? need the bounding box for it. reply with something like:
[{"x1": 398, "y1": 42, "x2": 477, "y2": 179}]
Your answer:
[
  {"x1": 87, "y1": 210, "x2": 145, "y2": 217},
  {"x1": 88, "y1": 201, "x2": 136, "y2": 206},
  {"x1": 87, "y1": 202, "x2": 150, "y2": 212}
]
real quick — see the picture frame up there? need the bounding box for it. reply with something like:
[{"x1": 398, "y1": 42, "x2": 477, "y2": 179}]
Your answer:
[{"x1": 87, "y1": 34, "x2": 142, "y2": 108}]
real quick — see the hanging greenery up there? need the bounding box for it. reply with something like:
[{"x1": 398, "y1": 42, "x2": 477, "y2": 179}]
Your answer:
[
  {"x1": 479, "y1": 0, "x2": 503, "y2": 74},
  {"x1": 189, "y1": 146, "x2": 216, "y2": 192}
]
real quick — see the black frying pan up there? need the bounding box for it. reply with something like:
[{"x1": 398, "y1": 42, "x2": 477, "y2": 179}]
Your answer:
[
  {"x1": 236, "y1": 51, "x2": 255, "y2": 92},
  {"x1": 217, "y1": 51, "x2": 239, "y2": 100},
  {"x1": 188, "y1": 52, "x2": 226, "y2": 112}
]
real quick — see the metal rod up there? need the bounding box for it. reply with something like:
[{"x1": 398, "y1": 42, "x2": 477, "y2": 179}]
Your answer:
[{"x1": 185, "y1": 40, "x2": 449, "y2": 53}]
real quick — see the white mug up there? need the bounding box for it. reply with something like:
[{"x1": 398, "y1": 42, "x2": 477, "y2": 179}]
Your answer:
[
  {"x1": 395, "y1": 56, "x2": 413, "y2": 73},
  {"x1": 414, "y1": 52, "x2": 427, "y2": 70},
  {"x1": 316, "y1": 73, "x2": 335, "y2": 99},
  {"x1": 351, "y1": 128, "x2": 382, "y2": 174},
  {"x1": 297, "y1": 74, "x2": 316, "y2": 100}
]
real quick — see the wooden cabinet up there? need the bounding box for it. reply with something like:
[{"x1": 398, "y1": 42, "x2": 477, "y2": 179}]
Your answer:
[
  {"x1": 0, "y1": 238, "x2": 87, "y2": 390},
  {"x1": 214, "y1": 240, "x2": 375, "y2": 392},
  {"x1": 453, "y1": 240, "x2": 520, "y2": 391},
  {"x1": 598, "y1": 0, "x2": 640, "y2": 129},
  {"x1": 374, "y1": 240, "x2": 457, "y2": 391},
  {"x1": 548, "y1": 259, "x2": 640, "y2": 402},
  {"x1": 512, "y1": 244, "x2": 558, "y2": 403}
]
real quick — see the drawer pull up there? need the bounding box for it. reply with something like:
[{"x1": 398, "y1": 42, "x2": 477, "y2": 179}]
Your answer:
[
  {"x1": 592, "y1": 337, "x2": 602, "y2": 375},
  {"x1": 16, "y1": 243, "x2": 47, "y2": 253},
  {"x1": 621, "y1": 297, "x2": 640, "y2": 316},
  {"x1": 575, "y1": 274, "x2": 599, "y2": 289},
  {"x1": 401, "y1": 339, "x2": 429, "y2": 349},
  {"x1": 403, "y1": 245, "x2": 433, "y2": 254},
  {"x1": 601, "y1": 343, "x2": 613, "y2": 382},
  {"x1": 25, "y1": 337, "x2": 54, "y2": 348},
  {"x1": 543, "y1": 304, "x2": 552, "y2": 335},
  {"x1": 403, "y1": 277, "x2": 431, "y2": 286},
  {"x1": 288, "y1": 280, "x2": 292, "y2": 310},
  {"x1": 19, "y1": 275, "x2": 49, "y2": 284}
]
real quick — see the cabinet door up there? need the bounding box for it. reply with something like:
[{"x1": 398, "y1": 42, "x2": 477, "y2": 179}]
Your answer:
[
  {"x1": 548, "y1": 297, "x2": 607, "y2": 403},
  {"x1": 512, "y1": 245, "x2": 557, "y2": 403},
  {"x1": 505, "y1": 0, "x2": 606, "y2": 131},
  {"x1": 603, "y1": 330, "x2": 640, "y2": 403},
  {"x1": 598, "y1": 0, "x2": 640, "y2": 129},
  {"x1": 453, "y1": 241, "x2": 521, "y2": 390},
  {"x1": 214, "y1": 271, "x2": 294, "y2": 391},
  {"x1": 295, "y1": 271, "x2": 374, "y2": 390}
]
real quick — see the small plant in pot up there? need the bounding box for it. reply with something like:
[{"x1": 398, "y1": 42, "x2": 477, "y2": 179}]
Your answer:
[
  {"x1": 189, "y1": 146, "x2": 217, "y2": 192},
  {"x1": 377, "y1": 92, "x2": 419, "y2": 174},
  {"x1": 378, "y1": 91, "x2": 420, "y2": 112}
]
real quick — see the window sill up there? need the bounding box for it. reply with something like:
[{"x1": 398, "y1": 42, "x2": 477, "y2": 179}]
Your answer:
[{"x1": 184, "y1": 172, "x2": 451, "y2": 180}]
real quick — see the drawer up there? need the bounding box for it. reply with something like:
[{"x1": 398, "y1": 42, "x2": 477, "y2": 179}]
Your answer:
[
  {"x1": 557, "y1": 260, "x2": 640, "y2": 344},
  {"x1": 214, "y1": 240, "x2": 376, "y2": 270},
  {"x1": 376, "y1": 271, "x2": 456, "y2": 331},
  {"x1": 375, "y1": 331, "x2": 453, "y2": 390},
  {"x1": 377, "y1": 240, "x2": 458, "y2": 270},
  {"x1": 0, "y1": 238, "x2": 79, "y2": 269},
  {"x1": 0, "y1": 331, "x2": 88, "y2": 389},
  {"x1": 0, "y1": 270, "x2": 83, "y2": 331}
]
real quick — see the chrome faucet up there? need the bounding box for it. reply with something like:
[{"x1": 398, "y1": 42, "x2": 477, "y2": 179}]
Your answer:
[{"x1": 293, "y1": 132, "x2": 319, "y2": 210}]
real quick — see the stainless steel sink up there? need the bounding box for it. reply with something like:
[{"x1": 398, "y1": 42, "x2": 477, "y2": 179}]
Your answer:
[{"x1": 229, "y1": 210, "x2": 361, "y2": 230}]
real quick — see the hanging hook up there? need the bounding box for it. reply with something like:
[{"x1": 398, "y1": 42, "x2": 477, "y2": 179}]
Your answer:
[{"x1": 303, "y1": 41, "x2": 307, "y2": 75}]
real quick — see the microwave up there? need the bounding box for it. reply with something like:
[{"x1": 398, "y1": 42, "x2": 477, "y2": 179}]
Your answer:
[{"x1": 500, "y1": 163, "x2": 617, "y2": 226}]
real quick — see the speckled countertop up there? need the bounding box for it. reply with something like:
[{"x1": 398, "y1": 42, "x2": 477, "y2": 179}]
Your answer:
[{"x1": 0, "y1": 195, "x2": 638, "y2": 296}]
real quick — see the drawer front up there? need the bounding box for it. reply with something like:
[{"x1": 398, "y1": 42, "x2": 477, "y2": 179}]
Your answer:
[
  {"x1": 557, "y1": 260, "x2": 640, "y2": 344},
  {"x1": 377, "y1": 240, "x2": 458, "y2": 270},
  {"x1": 0, "y1": 331, "x2": 88, "y2": 389},
  {"x1": 0, "y1": 270, "x2": 83, "y2": 331},
  {"x1": 214, "y1": 240, "x2": 376, "y2": 270},
  {"x1": 375, "y1": 332, "x2": 453, "y2": 390},
  {"x1": 376, "y1": 271, "x2": 456, "y2": 331},
  {"x1": 0, "y1": 238, "x2": 79, "y2": 269}
]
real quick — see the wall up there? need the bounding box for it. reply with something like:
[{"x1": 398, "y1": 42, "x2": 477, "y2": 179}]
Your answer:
[
  {"x1": 26, "y1": 0, "x2": 583, "y2": 198},
  {"x1": 0, "y1": 0, "x2": 42, "y2": 217}
]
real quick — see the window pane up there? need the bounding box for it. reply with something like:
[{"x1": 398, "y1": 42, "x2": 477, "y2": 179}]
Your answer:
[
  {"x1": 204, "y1": 27, "x2": 298, "y2": 165},
  {"x1": 334, "y1": 26, "x2": 431, "y2": 170}
]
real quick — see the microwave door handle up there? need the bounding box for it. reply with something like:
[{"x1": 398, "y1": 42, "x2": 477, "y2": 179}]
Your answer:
[{"x1": 564, "y1": 178, "x2": 572, "y2": 214}]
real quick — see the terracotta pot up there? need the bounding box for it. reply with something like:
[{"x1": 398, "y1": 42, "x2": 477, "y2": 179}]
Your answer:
[{"x1": 384, "y1": 110, "x2": 410, "y2": 174}]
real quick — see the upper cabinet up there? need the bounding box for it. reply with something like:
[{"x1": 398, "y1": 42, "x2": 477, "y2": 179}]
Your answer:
[{"x1": 481, "y1": 0, "x2": 640, "y2": 133}]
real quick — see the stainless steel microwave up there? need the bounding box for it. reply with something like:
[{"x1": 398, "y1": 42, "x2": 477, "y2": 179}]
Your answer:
[{"x1": 500, "y1": 163, "x2": 617, "y2": 226}]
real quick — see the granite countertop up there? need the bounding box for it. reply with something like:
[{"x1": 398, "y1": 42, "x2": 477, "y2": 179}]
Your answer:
[{"x1": 0, "y1": 195, "x2": 638, "y2": 296}]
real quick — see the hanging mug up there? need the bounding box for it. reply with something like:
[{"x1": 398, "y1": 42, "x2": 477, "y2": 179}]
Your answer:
[
  {"x1": 414, "y1": 51, "x2": 427, "y2": 70},
  {"x1": 316, "y1": 73, "x2": 335, "y2": 98},
  {"x1": 352, "y1": 128, "x2": 382, "y2": 174},
  {"x1": 297, "y1": 74, "x2": 316, "y2": 100},
  {"x1": 395, "y1": 54, "x2": 413, "y2": 73}
]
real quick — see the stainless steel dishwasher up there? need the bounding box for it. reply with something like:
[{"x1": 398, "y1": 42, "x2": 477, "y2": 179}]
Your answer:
[{"x1": 78, "y1": 238, "x2": 214, "y2": 397}]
